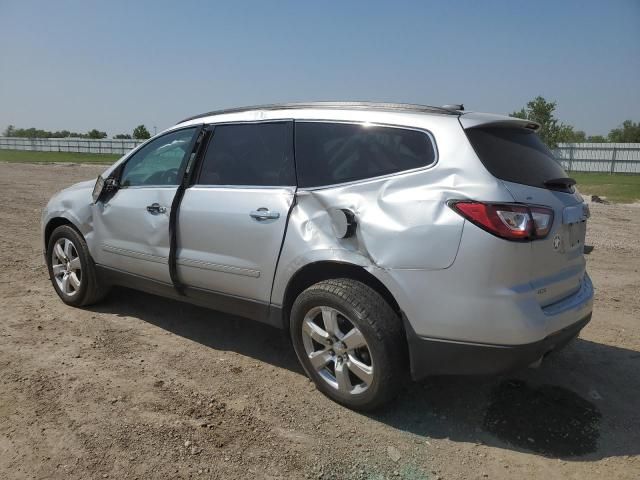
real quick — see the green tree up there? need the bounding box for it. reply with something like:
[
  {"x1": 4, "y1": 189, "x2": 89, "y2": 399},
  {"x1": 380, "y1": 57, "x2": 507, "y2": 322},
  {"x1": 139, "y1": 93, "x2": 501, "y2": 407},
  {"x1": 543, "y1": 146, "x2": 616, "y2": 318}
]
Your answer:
[
  {"x1": 511, "y1": 96, "x2": 579, "y2": 148},
  {"x1": 24, "y1": 128, "x2": 41, "y2": 138},
  {"x1": 113, "y1": 133, "x2": 132, "y2": 139},
  {"x1": 3, "y1": 125, "x2": 15, "y2": 136},
  {"x1": 132, "y1": 125, "x2": 151, "y2": 139},
  {"x1": 557, "y1": 124, "x2": 586, "y2": 143},
  {"x1": 586, "y1": 135, "x2": 607, "y2": 143},
  {"x1": 87, "y1": 129, "x2": 107, "y2": 139},
  {"x1": 52, "y1": 130, "x2": 71, "y2": 138},
  {"x1": 608, "y1": 120, "x2": 640, "y2": 143}
]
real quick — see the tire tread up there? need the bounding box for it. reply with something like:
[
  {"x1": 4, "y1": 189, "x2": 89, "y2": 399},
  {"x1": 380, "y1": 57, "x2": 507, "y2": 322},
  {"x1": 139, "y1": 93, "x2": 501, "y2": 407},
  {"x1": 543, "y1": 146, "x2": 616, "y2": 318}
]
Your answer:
[
  {"x1": 47, "y1": 225, "x2": 108, "y2": 307},
  {"x1": 291, "y1": 278, "x2": 406, "y2": 411}
]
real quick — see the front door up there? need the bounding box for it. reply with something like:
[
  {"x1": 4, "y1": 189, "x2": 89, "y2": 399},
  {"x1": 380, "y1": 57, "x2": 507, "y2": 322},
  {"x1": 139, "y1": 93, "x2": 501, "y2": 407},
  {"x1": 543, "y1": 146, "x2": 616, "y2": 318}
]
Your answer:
[
  {"x1": 92, "y1": 127, "x2": 199, "y2": 283},
  {"x1": 177, "y1": 121, "x2": 296, "y2": 303}
]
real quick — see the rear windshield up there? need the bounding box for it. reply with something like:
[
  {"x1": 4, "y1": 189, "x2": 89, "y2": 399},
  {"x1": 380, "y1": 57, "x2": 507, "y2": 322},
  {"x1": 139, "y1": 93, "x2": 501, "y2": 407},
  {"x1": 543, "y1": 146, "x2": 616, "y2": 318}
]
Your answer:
[{"x1": 465, "y1": 126, "x2": 569, "y2": 190}]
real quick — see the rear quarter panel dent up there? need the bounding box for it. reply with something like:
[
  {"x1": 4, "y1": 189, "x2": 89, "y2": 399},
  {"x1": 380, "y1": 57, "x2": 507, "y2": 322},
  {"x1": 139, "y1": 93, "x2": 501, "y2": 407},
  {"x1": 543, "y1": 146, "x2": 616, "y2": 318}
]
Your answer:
[{"x1": 270, "y1": 169, "x2": 472, "y2": 305}]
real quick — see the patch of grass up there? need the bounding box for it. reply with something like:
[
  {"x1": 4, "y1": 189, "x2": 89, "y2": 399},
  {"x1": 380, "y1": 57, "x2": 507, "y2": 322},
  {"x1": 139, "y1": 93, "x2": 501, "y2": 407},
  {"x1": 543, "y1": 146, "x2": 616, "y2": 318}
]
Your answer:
[
  {"x1": 572, "y1": 173, "x2": 640, "y2": 203},
  {"x1": 0, "y1": 149, "x2": 120, "y2": 164}
]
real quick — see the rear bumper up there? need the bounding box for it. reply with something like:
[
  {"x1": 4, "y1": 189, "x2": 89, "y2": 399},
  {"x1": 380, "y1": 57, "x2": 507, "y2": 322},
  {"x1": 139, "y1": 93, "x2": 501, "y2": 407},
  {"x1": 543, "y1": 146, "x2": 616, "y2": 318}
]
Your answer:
[{"x1": 405, "y1": 313, "x2": 591, "y2": 380}]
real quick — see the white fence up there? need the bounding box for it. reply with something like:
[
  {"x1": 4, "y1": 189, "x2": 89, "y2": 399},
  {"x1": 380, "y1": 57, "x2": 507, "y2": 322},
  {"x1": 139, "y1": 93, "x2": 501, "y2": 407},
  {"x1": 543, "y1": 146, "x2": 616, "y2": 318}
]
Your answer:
[
  {"x1": 1, "y1": 136, "x2": 639, "y2": 173},
  {"x1": 0, "y1": 137, "x2": 145, "y2": 155},
  {"x1": 554, "y1": 143, "x2": 640, "y2": 174}
]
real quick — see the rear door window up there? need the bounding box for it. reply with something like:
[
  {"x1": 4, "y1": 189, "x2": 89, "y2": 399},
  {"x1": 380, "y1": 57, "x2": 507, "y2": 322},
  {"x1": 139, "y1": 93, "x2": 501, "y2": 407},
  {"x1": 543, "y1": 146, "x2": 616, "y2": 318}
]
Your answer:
[
  {"x1": 197, "y1": 122, "x2": 295, "y2": 186},
  {"x1": 465, "y1": 127, "x2": 569, "y2": 190},
  {"x1": 295, "y1": 122, "x2": 436, "y2": 188}
]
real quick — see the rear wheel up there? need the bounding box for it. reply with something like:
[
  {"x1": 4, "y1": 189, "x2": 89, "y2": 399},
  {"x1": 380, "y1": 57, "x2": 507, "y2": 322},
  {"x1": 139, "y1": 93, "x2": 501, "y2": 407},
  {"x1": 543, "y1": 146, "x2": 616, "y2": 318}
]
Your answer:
[
  {"x1": 290, "y1": 279, "x2": 406, "y2": 411},
  {"x1": 46, "y1": 225, "x2": 108, "y2": 307}
]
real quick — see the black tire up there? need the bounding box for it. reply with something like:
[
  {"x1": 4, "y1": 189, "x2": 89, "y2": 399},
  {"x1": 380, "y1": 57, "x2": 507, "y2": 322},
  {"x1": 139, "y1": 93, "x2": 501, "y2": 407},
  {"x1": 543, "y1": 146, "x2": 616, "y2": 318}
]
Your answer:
[
  {"x1": 290, "y1": 278, "x2": 406, "y2": 411},
  {"x1": 46, "y1": 225, "x2": 108, "y2": 307}
]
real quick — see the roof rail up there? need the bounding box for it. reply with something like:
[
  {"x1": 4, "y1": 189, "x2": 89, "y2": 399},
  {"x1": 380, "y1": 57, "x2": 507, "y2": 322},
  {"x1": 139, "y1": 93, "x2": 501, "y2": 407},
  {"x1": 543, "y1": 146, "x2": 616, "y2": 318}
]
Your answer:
[
  {"x1": 442, "y1": 104, "x2": 464, "y2": 111},
  {"x1": 177, "y1": 101, "x2": 461, "y2": 124}
]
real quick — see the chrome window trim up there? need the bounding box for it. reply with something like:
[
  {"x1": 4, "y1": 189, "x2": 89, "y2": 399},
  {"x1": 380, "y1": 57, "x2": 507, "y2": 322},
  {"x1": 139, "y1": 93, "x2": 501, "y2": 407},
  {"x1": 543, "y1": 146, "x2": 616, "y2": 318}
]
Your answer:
[
  {"x1": 205, "y1": 118, "x2": 295, "y2": 126},
  {"x1": 188, "y1": 185, "x2": 296, "y2": 192},
  {"x1": 117, "y1": 185, "x2": 180, "y2": 190},
  {"x1": 192, "y1": 118, "x2": 439, "y2": 190},
  {"x1": 294, "y1": 119, "x2": 439, "y2": 191}
]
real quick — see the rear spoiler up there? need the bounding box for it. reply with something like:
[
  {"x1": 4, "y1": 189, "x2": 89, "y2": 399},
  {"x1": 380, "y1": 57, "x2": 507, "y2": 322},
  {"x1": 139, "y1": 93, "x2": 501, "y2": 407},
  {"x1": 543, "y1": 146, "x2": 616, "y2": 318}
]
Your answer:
[{"x1": 459, "y1": 112, "x2": 540, "y2": 131}]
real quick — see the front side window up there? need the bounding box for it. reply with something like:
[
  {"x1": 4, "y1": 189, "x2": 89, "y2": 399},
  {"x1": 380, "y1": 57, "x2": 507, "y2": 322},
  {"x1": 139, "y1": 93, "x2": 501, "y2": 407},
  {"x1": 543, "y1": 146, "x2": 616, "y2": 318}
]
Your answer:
[
  {"x1": 295, "y1": 122, "x2": 436, "y2": 188},
  {"x1": 120, "y1": 128, "x2": 197, "y2": 187},
  {"x1": 197, "y1": 122, "x2": 295, "y2": 186}
]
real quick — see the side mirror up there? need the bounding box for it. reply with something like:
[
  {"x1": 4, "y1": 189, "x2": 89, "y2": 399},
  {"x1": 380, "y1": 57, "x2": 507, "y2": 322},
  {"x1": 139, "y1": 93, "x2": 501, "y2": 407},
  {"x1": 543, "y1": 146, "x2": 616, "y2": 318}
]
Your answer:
[{"x1": 92, "y1": 176, "x2": 119, "y2": 203}]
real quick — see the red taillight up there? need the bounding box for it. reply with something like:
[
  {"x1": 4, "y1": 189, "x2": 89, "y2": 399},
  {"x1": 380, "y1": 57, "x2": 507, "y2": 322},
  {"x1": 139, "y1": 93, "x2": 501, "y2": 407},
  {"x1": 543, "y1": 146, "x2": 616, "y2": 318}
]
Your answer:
[
  {"x1": 529, "y1": 206, "x2": 554, "y2": 237},
  {"x1": 449, "y1": 201, "x2": 554, "y2": 241}
]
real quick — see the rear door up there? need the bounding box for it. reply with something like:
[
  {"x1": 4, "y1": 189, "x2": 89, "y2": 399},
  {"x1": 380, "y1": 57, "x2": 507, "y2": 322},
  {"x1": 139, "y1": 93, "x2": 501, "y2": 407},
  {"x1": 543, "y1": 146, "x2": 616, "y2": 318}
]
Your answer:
[
  {"x1": 177, "y1": 121, "x2": 296, "y2": 303},
  {"x1": 464, "y1": 124, "x2": 588, "y2": 307}
]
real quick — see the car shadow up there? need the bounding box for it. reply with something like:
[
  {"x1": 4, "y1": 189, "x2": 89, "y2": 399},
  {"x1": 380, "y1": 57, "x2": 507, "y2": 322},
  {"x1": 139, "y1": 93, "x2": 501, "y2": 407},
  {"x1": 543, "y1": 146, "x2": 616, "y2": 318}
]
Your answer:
[
  {"x1": 91, "y1": 287, "x2": 640, "y2": 461},
  {"x1": 91, "y1": 287, "x2": 303, "y2": 374},
  {"x1": 375, "y1": 338, "x2": 640, "y2": 460}
]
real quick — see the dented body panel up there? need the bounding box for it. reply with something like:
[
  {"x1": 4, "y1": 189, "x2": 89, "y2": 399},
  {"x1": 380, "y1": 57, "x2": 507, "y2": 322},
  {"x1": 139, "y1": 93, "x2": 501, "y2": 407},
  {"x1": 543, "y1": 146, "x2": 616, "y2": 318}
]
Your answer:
[
  {"x1": 43, "y1": 103, "x2": 594, "y2": 379},
  {"x1": 42, "y1": 179, "x2": 97, "y2": 250}
]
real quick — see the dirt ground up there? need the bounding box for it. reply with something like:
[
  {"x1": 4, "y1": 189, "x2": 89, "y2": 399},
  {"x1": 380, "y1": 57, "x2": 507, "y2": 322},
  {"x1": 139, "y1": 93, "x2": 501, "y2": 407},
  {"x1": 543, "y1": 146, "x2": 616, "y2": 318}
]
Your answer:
[{"x1": 1, "y1": 162, "x2": 639, "y2": 480}]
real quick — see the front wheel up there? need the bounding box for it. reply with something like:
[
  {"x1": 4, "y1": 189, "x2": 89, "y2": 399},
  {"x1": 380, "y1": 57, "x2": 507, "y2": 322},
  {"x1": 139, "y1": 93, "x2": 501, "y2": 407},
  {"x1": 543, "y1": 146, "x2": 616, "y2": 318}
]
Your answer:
[
  {"x1": 290, "y1": 279, "x2": 406, "y2": 411},
  {"x1": 46, "y1": 225, "x2": 108, "y2": 307}
]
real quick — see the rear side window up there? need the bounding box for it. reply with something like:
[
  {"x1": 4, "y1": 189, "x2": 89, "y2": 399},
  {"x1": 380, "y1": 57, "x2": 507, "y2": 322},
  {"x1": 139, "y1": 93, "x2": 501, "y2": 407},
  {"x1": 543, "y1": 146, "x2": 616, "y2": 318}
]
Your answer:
[
  {"x1": 197, "y1": 122, "x2": 295, "y2": 186},
  {"x1": 295, "y1": 122, "x2": 436, "y2": 188},
  {"x1": 465, "y1": 127, "x2": 568, "y2": 190}
]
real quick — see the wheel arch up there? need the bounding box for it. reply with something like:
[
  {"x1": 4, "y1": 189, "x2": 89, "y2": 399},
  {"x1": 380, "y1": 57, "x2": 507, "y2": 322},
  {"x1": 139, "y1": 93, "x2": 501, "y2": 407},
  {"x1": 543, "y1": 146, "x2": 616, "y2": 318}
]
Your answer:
[
  {"x1": 280, "y1": 261, "x2": 401, "y2": 330},
  {"x1": 44, "y1": 217, "x2": 83, "y2": 249}
]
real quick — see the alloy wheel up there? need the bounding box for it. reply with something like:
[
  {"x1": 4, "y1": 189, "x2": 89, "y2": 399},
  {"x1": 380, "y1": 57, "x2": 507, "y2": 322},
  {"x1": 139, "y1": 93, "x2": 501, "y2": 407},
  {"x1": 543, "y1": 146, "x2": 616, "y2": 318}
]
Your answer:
[
  {"x1": 51, "y1": 238, "x2": 82, "y2": 297},
  {"x1": 301, "y1": 306, "x2": 374, "y2": 395}
]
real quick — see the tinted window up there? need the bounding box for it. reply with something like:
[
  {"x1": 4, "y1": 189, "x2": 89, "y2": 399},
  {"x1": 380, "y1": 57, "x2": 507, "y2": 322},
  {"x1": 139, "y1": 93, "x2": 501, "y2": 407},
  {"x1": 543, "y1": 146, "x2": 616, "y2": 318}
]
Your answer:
[
  {"x1": 465, "y1": 127, "x2": 569, "y2": 190},
  {"x1": 295, "y1": 122, "x2": 436, "y2": 188},
  {"x1": 120, "y1": 128, "x2": 196, "y2": 187},
  {"x1": 197, "y1": 122, "x2": 295, "y2": 186}
]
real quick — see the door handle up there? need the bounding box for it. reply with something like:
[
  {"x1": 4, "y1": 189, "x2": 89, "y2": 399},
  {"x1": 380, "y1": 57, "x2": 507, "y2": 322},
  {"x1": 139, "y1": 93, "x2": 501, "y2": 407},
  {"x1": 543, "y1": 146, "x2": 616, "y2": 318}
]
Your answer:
[
  {"x1": 146, "y1": 203, "x2": 167, "y2": 214},
  {"x1": 250, "y1": 208, "x2": 280, "y2": 221}
]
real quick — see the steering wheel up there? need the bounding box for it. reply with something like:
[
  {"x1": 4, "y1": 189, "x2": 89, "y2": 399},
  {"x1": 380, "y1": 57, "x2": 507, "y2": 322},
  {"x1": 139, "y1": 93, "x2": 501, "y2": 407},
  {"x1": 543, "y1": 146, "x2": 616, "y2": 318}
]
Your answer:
[{"x1": 160, "y1": 167, "x2": 180, "y2": 185}]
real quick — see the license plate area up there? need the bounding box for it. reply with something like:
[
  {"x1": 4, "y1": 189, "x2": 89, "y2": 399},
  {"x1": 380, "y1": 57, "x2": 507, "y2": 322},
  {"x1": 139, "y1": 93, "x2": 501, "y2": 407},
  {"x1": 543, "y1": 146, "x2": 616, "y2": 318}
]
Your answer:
[
  {"x1": 564, "y1": 220, "x2": 586, "y2": 252},
  {"x1": 561, "y1": 204, "x2": 588, "y2": 253}
]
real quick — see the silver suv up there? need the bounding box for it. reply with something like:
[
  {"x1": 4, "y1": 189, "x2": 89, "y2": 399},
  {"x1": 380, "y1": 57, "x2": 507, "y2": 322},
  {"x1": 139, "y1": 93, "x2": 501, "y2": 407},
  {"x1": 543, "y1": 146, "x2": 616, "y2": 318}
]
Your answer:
[{"x1": 43, "y1": 102, "x2": 593, "y2": 410}]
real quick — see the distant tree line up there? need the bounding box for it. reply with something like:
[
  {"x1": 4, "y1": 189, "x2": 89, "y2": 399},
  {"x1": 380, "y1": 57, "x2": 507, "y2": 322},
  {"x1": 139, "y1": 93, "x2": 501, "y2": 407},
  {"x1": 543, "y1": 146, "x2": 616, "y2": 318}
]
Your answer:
[
  {"x1": 2, "y1": 125, "x2": 109, "y2": 139},
  {"x1": 3, "y1": 105, "x2": 639, "y2": 147},
  {"x1": 511, "y1": 96, "x2": 640, "y2": 147},
  {"x1": 2, "y1": 124, "x2": 151, "y2": 140}
]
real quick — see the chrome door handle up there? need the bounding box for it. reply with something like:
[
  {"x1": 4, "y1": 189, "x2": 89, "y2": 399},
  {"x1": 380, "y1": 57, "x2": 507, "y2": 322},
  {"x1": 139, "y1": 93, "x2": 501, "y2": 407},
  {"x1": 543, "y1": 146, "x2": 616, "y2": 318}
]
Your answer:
[
  {"x1": 146, "y1": 203, "x2": 167, "y2": 214},
  {"x1": 250, "y1": 208, "x2": 280, "y2": 221}
]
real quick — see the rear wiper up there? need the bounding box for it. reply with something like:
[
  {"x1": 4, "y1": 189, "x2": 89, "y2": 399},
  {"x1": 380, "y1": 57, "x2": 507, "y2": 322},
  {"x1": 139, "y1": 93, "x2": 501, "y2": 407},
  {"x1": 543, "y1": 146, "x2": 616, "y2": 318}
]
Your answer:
[{"x1": 544, "y1": 177, "x2": 576, "y2": 190}]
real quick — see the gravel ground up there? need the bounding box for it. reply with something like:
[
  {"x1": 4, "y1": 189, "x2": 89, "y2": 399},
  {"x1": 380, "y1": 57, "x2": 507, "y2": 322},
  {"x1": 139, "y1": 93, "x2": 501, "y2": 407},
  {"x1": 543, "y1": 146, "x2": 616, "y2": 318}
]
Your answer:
[{"x1": 1, "y1": 162, "x2": 639, "y2": 480}]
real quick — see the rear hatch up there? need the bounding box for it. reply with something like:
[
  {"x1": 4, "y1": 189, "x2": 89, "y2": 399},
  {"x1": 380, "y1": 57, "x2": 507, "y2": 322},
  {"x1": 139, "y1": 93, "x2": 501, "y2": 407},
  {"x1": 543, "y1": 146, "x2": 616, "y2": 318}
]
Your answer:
[{"x1": 462, "y1": 120, "x2": 588, "y2": 307}]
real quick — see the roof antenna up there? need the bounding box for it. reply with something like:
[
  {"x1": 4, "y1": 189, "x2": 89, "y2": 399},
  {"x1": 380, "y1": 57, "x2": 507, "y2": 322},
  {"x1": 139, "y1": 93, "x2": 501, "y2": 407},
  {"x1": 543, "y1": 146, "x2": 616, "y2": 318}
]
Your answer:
[{"x1": 442, "y1": 104, "x2": 464, "y2": 111}]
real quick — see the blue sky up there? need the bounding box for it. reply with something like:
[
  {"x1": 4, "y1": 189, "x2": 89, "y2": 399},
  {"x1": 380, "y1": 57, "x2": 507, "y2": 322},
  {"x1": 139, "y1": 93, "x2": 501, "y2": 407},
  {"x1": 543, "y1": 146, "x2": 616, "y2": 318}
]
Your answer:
[{"x1": 1, "y1": 0, "x2": 638, "y2": 136}]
